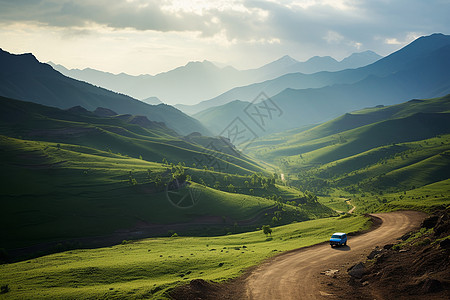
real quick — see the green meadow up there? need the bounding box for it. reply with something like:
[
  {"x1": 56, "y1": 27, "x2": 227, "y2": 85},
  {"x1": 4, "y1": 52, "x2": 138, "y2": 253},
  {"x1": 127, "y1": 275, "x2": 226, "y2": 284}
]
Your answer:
[
  {"x1": 0, "y1": 215, "x2": 370, "y2": 299},
  {"x1": 0, "y1": 134, "x2": 333, "y2": 252},
  {"x1": 1, "y1": 95, "x2": 449, "y2": 299}
]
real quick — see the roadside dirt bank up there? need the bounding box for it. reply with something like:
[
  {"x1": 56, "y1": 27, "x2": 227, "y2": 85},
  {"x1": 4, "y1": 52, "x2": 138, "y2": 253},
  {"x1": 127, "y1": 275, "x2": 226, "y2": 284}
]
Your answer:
[{"x1": 170, "y1": 211, "x2": 428, "y2": 299}]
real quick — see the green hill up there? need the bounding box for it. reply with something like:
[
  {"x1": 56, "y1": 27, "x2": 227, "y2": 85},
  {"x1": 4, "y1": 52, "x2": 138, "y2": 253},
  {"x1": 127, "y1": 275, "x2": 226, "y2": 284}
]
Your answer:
[
  {"x1": 244, "y1": 95, "x2": 450, "y2": 211},
  {"x1": 247, "y1": 95, "x2": 450, "y2": 162},
  {"x1": 0, "y1": 96, "x2": 260, "y2": 173},
  {"x1": 0, "y1": 98, "x2": 334, "y2": 259}
]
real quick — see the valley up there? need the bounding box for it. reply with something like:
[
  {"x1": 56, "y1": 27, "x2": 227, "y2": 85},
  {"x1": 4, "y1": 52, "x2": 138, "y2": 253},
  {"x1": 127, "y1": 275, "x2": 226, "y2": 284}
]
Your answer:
[{"x1": 0, "y1": 31, "x2": 449, "y2": 300}]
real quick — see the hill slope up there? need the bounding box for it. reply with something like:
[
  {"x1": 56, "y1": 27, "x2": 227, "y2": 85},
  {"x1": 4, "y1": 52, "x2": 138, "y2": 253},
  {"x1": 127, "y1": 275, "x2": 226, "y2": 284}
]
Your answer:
[
  {"x1": 0, "y1": 97, "x2": 334, "y2": 257},
  {"x1": 0, "y1": 49, "x2": 209, "y2": 136},
  {"x1": 245, "y1": 95, "x2": 450, "y2": 199}
]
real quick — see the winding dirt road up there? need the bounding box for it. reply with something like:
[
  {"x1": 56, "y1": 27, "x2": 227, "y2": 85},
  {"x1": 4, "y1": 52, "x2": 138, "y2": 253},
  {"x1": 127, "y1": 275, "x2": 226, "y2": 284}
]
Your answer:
[{"x1": 245, "y1": 211, "x2": 426, "y2": 299}]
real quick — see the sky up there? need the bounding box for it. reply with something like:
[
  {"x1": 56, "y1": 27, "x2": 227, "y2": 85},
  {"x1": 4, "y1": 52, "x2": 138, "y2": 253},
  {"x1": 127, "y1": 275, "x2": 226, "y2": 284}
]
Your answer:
[{"x1": 0, "y1": 0, "x2": 449, "y2": 75}]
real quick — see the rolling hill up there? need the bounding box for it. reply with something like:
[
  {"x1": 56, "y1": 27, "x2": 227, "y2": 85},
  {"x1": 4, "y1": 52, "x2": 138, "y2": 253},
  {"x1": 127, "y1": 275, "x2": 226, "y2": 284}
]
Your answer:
[
  {"x1": 0, "y1": 96, "x2": 261, "y2": 173},
  {"x1": 0, "y1": 49, "x2": 209, "y2": 136},
  {"x1": 245, "y1": 95, "x2": 450, "y2": 200},
  {"x1": 0, "y1": 97, "x2": 334, "y2": 259}
]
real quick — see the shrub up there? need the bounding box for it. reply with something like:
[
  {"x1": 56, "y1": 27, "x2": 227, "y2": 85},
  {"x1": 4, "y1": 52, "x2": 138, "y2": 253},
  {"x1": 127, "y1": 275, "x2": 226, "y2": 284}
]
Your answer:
[
  {"x1": 415, "y1": 238, "x2": 431, "y2": 247},
  {"x1": 262, "y1": 225, "x2": 272, "y2": 236},
  {"x1": 0, "y1": 284, "x2": 9, "y2": 294},
  {"x1": 392, "y1": 244, "x2": 402, "y2": 251}
]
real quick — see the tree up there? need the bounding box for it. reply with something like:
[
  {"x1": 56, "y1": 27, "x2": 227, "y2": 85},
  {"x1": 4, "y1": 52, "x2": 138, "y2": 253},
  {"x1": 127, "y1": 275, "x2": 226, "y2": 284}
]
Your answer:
[
  {"x1": 172, "y1": 165, "x2": 186, "y2": 182},
  {"x1": 146, "y1": 169, "x2": 153, "y2": 182},
  {"x1": 262, "y1": 225, "x2": 272, "y2": 236},
  {"x1": 129, "y1": 172, "x2": 138, "y2": 186},
  {"x1": 154, "y1": 175, "x2": 162, "y2": 188},
  {"x1": 227, "y1": 183, "x2": 235, "y2": 193}
]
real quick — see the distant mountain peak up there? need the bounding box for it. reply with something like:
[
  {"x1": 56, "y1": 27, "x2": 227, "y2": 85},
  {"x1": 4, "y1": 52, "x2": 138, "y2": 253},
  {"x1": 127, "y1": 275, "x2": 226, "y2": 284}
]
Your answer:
[
  {"x1": 340, "y1": 51, "x2": 382, "y2": 66},
  {"x1": 257, "y1": 55, "x2": 299, "y2": 72},
  {"x1": 344, "y1": 50, "x2": 380, "y2": 58},
  {"x1": 273, "y1": 55, "x2": 298, "y2": 65},
  {"x1": 279, "y1": 54, "x2": 296, "y2": 61},
  {"x1": 306, "y1": 56, "x2": 338, "y2": 63},
  {"x1": 185, "y1": 60, "x2": 217, "y2": 68},
  {"x1": 142, "y1": 96, "x2": 162, "y2": 105}
]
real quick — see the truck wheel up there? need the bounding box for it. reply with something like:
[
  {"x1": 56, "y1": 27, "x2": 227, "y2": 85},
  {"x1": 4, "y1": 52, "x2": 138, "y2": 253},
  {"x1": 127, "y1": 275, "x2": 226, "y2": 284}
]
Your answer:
[{"x1": 344, "y1": 241, "x2": 347, "y2": 246}]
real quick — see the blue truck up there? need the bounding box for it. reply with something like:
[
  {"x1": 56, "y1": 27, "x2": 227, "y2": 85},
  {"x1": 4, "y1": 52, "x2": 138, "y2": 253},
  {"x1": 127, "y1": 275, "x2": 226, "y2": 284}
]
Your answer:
[{"x1": 330, "y1": 232, "x2": 347, "y2": 247}]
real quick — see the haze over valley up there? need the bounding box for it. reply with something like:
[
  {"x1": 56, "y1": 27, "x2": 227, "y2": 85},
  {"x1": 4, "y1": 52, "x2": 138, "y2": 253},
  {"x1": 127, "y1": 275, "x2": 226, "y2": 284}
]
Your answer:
[{"x1": 1, "y1": 1, "x2": 449, "y2": 299}]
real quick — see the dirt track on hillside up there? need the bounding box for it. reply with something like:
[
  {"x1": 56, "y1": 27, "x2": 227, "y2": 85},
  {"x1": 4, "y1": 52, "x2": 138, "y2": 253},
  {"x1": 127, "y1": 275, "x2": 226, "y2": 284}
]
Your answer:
[{"x1": 244, "y1": 211, "x2": 426, "y2": 299}]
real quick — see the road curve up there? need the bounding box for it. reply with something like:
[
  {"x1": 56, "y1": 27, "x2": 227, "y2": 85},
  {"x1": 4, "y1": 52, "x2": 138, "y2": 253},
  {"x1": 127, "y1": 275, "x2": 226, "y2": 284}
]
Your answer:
[{"x1": 245, "y1": 211, "x2": 426, "y2": 300}]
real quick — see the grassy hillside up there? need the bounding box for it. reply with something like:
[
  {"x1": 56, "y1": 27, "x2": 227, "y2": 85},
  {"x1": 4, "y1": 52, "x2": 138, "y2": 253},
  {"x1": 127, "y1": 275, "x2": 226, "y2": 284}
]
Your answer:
[
  {"x1": 246, "y1": 94, "x2": 450, "y2": 156},
  {"x1": 0, "y1": 98, "x2": 334, "y2": 258},
  {"x1": 0, "y1": 96, "x2": 261, "y2": 174},
  {"x1": 0, "y1": 135, "x2": 334, "y2": 253},
  {"x1": 244, "y1": 95, "x2": 450, "y2": 215},
  {"x1": 0, "y1": 215, "x2": 371, "y2": 299},
  {"x1": 251, "y1": 112, "x2": 450, "y2": 167}
]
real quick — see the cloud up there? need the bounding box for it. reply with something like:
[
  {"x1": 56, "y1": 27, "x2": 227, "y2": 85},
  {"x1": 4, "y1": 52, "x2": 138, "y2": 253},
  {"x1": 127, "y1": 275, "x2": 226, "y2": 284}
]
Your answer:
[
  {"x1": 1, "y1": 0, "x2": 449, "y2": 73},
  {"x1": 1, "y1": 0, "x2": 448, "y2": 47}
]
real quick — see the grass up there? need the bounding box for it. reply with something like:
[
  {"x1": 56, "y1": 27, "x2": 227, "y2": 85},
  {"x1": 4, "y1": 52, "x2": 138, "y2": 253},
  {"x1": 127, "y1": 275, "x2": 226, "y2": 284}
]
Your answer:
[
  {"x1": 0, "y1": 135, "x2": 333, "y2": 252},
  {"x1": 317, "y1": 195, "x2": 352, "y2": 213},
  {"x1": 245, "y1": 94, "x2": 450, "y2": 161},
  {"x1": 353, "y1": 179, "x2": 450, "y2": 214},
  {"x1": 0, "y1": 215, "x2": 371, "y2": 299},
  {"x1": 0, "y1": 96, "x2": 264, "y2": 175}
]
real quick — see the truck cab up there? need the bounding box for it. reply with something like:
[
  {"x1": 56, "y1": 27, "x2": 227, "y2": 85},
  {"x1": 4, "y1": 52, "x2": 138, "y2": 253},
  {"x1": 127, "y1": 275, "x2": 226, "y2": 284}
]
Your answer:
[{"x1": 330, "y1": 232, "x2": 347, "y2": 247}]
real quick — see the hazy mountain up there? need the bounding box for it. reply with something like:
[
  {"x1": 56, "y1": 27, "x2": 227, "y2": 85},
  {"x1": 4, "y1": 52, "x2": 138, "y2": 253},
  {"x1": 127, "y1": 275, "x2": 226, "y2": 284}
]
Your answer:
[
  {"x1": 50, "y1": 51, "x2": 380, "y2": 106},
  {"x1": 339, "y1": 51, "x2": 382, "y2": 69},
  {"x1": 248, "y1": 55, "x2": 299, "y2": 80},
  {"x1": 194, "y1": 34, "x2": 450, "y2": 136},
  {"x1": 49, "y1": 60, "x2": 253, "y2": 105},
  {"x1": 181, "y1": 34, "x2": 447, "y2": 115},
  {"x1": 142, "y1": 96, "x2": 163, "y2": 105},
  {"x1": 281, "y1": 51, "x2": 381, "y2": 75},
  {"x1": 193, "y1": 100, "x2": 251, "y2": 134},
  {"x1": 0, "y1": 49, "x2": 210, "y2": 136}
]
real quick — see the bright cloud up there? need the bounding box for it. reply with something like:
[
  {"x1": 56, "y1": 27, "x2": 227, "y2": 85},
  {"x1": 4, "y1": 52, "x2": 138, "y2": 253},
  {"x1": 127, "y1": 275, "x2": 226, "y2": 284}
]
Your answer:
[{"x1": 0, "y1": 0, "x2": 448, "y2": 74}]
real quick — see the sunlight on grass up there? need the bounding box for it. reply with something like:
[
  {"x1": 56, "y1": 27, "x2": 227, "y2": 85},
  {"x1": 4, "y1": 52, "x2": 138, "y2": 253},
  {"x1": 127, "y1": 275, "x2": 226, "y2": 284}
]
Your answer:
[{"x1": 0, "y1": 215, "x2": 370, "y2": 299}]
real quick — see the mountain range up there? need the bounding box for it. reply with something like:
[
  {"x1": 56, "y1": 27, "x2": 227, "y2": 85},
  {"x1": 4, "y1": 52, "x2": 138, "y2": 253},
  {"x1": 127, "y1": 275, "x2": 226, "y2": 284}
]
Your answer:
[
  {"x1": 192, "y1": 33, "x2": 450, "y2": 136},
  {"x1": 0, "y1": 49, "x2": 209, "y2": 136},
  {"x1": 49, "y1": 51, "x2": 381, "y2": 106}
]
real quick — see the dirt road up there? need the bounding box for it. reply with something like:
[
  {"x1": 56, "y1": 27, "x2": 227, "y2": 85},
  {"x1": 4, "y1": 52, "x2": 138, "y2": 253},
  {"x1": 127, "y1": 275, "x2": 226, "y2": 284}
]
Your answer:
[{"x1": 245, "y1": 211, "x2": 426, "y2": 299}]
